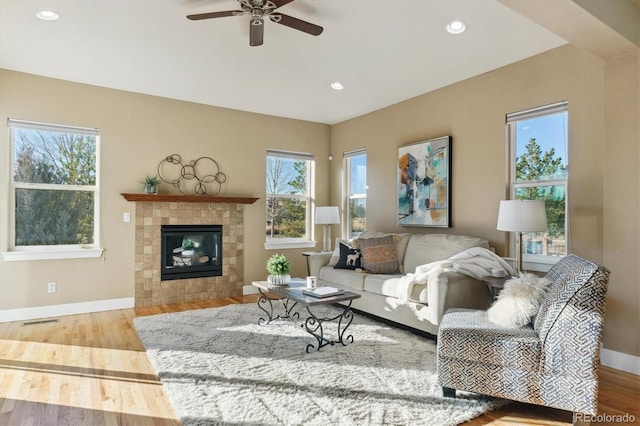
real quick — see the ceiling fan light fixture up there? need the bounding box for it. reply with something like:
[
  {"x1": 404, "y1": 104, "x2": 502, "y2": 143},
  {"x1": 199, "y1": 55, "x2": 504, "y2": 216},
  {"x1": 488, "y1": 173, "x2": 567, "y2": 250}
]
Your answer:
[
  {"x1": 186, "y1": 0, "x2": 324, "y2": 46},
  {"x1": 330, "y1": 82, "x2": 344, "y2": 91},
  {"x1": 446, "y1": 20, "x2": 466, "y2": 34},
  {"x1": 36, "y1": 10, "x2": 59, "y2": 21}
]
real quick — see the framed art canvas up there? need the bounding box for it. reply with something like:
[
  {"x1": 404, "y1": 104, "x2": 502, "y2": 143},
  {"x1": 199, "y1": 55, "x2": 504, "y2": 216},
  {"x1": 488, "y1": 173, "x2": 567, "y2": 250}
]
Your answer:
[{"x1": 397, "y1": 136, "x2": 451, "y2": 227}]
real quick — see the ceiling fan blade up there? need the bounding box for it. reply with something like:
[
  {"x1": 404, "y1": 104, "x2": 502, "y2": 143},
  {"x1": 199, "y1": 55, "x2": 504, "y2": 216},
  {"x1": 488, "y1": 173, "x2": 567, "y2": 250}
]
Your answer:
[
  {"x1": 250, "y1": 19, "x2": 264, "y2": 46},
  {"x1": 269, "y1": 13, "x2": 323, "y2": 36},
  {"x1": 187, "y1": 10, "x2": 243, "y2": 20}
]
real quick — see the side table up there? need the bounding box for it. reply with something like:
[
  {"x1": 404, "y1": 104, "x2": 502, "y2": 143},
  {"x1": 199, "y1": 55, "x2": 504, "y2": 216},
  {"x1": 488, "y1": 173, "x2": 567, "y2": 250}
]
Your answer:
[{"x1": 481, "y1": 275, "x2": 510, "y2": 300}]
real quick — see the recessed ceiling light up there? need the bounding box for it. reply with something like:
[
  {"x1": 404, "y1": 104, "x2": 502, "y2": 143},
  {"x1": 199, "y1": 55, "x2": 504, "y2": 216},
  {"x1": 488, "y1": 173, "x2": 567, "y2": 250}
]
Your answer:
[
  {"x1": 36, "y1": 10, "x2": 59, "y2": 21},
  {"x1": 330, "y1": 82, "x2": 344, "y2": 91},
  {"x1": 446, "y1": 20, "x2": 466, "y2": 34}
]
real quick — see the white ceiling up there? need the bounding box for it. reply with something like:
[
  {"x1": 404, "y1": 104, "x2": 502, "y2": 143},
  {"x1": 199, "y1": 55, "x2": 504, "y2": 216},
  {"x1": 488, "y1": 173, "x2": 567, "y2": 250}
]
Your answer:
[{"x1": 0, "y1": 0, "x2": 567, "y2": 124}]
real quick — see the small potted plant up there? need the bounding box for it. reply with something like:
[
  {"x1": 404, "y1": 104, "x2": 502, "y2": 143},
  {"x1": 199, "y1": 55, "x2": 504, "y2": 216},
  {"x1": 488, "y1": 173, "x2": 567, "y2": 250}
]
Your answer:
[
  {"x1": 141, "y1": 175, "x2": 161, "y2": 195},
  {"x1": 266, "y1": 253, "x2": 291, "y2": 286},
  {"x1": 182, "y1": 238, "x2": 195, "y2": 256}
]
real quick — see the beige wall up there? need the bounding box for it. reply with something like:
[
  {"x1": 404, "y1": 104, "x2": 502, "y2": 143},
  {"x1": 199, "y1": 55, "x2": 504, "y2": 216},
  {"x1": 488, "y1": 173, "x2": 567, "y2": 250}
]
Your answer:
[
  {"x1": 0, "y1": 69, "x2": 331, "y2": 312},
  {"x1": 331, "y1": 43, "x2": 638, "y2": 358},
  {"x1": 602, "y1": 50, "x2": 640, "y2": 357},
  {"x1": 331, "y1": 44, "x2": 605, "y2": 257}
]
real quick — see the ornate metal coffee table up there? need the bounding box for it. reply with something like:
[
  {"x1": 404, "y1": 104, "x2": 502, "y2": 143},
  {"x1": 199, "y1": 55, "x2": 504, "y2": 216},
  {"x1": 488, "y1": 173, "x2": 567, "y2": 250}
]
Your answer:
[{"x1": 252, "y1": 280, "x2": 361, "y2": 352}]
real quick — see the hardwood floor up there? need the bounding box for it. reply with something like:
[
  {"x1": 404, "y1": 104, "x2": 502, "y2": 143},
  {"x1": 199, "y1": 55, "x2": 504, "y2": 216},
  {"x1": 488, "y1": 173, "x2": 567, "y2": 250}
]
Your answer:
[{"x1": 1, "y1": 296, "x2": 638, "y2": 425}]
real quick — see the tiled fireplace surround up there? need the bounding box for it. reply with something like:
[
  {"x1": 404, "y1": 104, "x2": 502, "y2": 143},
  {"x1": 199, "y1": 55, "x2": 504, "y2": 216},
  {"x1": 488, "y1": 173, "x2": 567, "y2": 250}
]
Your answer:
[{"x1": 127, "y1": 196, "x2": 253, "y2": 307}]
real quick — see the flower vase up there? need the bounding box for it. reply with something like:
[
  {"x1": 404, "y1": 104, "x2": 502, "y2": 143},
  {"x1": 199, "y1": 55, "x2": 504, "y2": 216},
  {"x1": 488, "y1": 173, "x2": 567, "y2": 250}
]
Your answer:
[{"x1": 267, "y1": 274, "x2": 290, "y2": 286}]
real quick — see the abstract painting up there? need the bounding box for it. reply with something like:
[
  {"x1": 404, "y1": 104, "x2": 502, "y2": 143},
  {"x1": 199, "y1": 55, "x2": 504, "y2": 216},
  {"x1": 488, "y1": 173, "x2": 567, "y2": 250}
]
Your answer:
[{"x1": 398, "y1": 136, "x2": 451, "y2": 227}]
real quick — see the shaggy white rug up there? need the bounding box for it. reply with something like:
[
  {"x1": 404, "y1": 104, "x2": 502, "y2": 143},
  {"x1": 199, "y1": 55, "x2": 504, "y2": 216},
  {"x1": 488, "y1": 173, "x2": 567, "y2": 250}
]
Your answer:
[{"x1": 134, "y1": 303, "x2": 502, "y2": 425}]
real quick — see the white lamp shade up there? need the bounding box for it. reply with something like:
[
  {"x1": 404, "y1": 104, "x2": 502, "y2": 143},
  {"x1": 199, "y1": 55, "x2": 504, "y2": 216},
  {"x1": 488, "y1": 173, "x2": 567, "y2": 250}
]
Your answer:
[
  {"x1": 497, "y1": 200, "x2": 547, "y2": 232},
  {"x1": 315, "y1": 206, "x2": 340, "y2": 225}
]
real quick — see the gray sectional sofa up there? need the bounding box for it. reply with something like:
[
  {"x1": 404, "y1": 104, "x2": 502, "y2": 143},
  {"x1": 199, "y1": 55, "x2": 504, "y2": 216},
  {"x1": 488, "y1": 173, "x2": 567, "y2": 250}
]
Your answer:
[{"x1": 307, "y1": 231, "x2": 496, "y2": 336}]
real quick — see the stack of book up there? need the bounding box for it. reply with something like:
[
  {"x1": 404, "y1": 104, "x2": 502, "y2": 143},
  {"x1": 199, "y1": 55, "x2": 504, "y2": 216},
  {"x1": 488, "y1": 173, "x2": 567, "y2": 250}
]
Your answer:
[{"x1": 303, "y1": 286, "x2": 344, "y2": 298}]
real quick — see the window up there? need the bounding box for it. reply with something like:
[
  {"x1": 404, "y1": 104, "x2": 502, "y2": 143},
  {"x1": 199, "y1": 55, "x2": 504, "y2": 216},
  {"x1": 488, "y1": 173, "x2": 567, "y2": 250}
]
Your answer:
[
  {"x1": 5, "y1": 119, "x2": 101, "y2": 260},
  {"x1": 345, "y1": 149, "x2": 366, "y2": 238},
  {"x1": 265, "y1": 149, "x2": 314, "y2": 249},
  {"x1": 507, "y1": 102, "x2": 568, "y2": 265}
]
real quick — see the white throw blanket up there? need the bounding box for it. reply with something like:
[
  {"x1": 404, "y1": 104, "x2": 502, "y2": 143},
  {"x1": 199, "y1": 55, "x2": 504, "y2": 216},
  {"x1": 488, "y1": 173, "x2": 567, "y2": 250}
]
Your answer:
[{"x1": 397, "y1": 247, "x2": 515, "y2": 304}]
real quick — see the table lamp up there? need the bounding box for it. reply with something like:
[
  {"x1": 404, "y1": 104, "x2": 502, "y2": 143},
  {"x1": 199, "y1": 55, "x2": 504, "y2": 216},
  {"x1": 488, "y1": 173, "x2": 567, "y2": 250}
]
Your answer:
[
  {"x1": 315, "y1": 206, "x2": 340, "y2": 252},
  {"x1": 497, "y1": 200, "x2": 547, "y2": 274}
]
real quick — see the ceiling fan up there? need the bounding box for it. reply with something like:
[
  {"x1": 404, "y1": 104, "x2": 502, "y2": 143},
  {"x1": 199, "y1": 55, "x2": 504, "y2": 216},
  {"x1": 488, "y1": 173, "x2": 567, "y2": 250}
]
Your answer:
[{"x1": 186, "y1": 0, "x2": 323, "y2": 47}]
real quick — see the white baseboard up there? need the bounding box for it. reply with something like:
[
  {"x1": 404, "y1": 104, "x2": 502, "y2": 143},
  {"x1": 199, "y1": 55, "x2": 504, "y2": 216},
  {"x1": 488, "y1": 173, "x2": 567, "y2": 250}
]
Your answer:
[
  {"x1": 601, "y1": 347, "x2": 640, "y2": 376},
  {"x1": 243, "y1": 285, "x2": 259, "y2": 295},
  {"x1": 0, "y1": 297, "x2": 135, "y2": 323}
]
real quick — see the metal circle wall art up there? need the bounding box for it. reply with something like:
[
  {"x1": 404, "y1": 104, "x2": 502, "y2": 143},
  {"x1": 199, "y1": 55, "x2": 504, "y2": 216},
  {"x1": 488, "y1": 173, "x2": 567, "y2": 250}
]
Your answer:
[{"x1": 157, "y1": 154, "x2": 227, "y2": 196}]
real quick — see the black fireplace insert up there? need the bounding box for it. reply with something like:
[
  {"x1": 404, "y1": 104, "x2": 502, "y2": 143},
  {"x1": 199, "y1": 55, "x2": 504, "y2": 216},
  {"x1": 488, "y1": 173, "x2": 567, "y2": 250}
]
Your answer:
[{"x1": 161, "y1": 224, "x2": 222, "y2": 281}]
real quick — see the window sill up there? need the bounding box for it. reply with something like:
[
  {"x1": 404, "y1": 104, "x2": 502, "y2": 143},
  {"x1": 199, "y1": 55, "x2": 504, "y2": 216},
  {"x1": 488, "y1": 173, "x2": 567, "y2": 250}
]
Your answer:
[
  {"x1": 1, "y1": 248, "x2": 104, "y2": 262},
  {"x1": 264, "y1": 241, "x2": 317, "y2": 250}
]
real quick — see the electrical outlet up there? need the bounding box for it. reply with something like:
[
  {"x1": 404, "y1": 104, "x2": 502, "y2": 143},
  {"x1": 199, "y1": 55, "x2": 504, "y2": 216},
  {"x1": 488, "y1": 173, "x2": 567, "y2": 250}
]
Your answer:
[{"x1": 48, "y1": 282, "x2": 56, "y2": 293}]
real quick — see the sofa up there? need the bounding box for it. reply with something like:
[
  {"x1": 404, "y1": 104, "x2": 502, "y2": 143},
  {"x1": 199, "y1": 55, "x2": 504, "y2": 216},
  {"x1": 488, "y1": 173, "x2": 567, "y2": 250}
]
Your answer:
[{"x1": 307, "y1": 231, "x2": 499, "y2": 336}]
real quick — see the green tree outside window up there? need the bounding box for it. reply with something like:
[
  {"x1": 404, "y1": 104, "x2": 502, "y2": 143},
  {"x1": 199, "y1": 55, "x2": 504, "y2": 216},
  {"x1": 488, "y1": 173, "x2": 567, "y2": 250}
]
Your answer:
[{"x1": 11, "y1": 122, "x2": 98, "y2": 247}]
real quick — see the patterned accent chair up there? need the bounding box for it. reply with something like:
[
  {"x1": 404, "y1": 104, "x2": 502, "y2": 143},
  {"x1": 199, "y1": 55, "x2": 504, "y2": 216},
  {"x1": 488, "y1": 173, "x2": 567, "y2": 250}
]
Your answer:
[{"x1": 436, "y1": 254, "x2": 610, "y2": 416}]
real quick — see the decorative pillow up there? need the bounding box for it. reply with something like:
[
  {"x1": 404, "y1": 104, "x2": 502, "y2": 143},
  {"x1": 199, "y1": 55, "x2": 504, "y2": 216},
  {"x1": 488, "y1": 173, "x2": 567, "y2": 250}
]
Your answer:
[
  {"x1": 334, "y1": 242, "x2": 362, "y2": 270},
  {"x1": 487, "y1": 272, "x2": 552, "y2": 328},
  {"x1": 356, "y1": 235, "x2": 399, "y2": 274},
  {"x1": 328, "y1": 238, "x2": 353, "y2": 267},
  {"x1": 357, "y1": 231, "x2": 412, "y2": 267}
]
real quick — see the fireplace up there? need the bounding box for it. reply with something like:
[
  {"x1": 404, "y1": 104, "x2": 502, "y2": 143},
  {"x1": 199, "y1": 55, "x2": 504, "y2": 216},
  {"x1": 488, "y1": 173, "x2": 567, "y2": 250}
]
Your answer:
[
  {"x1": 123, "y1": 193, "x2": 257, "y2": 307},
  {"x1": 161, "y1": 224, "x2": 222, "y2": 281}
]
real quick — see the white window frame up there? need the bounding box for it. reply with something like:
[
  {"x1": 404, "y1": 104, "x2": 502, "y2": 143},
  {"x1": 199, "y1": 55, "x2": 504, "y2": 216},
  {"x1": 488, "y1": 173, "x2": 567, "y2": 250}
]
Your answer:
[
  {"x1": 2, "y1": 119, "x2": 103, "y2": 261},
  {"x1": 344, "y1": 149, "x2": 367, "y2": 239},
  {"x1": 506, "y1": 101, "x2": 568, "y2": 271},
  {"x1": 264, "y1": 149, "x2": 315, "y2": 250}
]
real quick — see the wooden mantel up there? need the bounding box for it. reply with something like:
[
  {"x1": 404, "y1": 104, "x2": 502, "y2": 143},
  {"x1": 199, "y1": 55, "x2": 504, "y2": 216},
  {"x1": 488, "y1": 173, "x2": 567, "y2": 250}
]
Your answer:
[{"x1": 121, "y1": 193, "x2": 259, "y2": 204}]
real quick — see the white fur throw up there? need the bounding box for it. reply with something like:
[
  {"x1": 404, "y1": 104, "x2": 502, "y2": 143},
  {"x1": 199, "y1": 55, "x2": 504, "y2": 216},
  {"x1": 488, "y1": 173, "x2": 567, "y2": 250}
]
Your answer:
[{"x1": 487, "y1": 272, "x2": 552, "y2": 328}]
